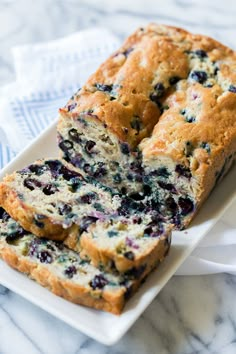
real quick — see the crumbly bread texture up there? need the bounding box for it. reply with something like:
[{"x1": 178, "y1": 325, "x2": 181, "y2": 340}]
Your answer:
[
  {"x1": 0, "y1": 209, "x2": 168, "y2": 314},
  {"x1": 0, "y1": 160, "x2": 171, "y2": 273},
  {"x1": 58, "y1": 24, "x2": 236, "y2": 229}
]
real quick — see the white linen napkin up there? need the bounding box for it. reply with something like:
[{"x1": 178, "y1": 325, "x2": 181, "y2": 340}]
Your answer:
[{"x1": 0, "y1": 28, "x2": 235, "y2": 275}]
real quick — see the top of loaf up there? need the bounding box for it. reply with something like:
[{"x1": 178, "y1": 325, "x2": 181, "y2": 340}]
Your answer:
[{"x1": 59, "y1": 23, "x2": 236, "y2": 164}]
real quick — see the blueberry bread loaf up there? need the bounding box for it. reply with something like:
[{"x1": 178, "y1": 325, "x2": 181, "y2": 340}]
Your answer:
[
  {"x1": 0, "y1": 209, "x2": 167, "y2": 314},
  {"x1": 0, "y1": 160, "x2": 171, "y2": 273},
  {"x1": 58, "y1": 24, "x2": 236, "y2": 229}
]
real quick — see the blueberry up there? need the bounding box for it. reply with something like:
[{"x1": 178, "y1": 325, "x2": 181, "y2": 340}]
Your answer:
[
  {"x1": 194, "y1": 49, "x2": 208, "y2": 58},
  {"x1": 85, "y1": 140, "x2": 96, "y2": 154},
  {"x1": 28, "y1": 164, "x2": 47, "y2": 175},
  {"x1": 150, "y1": 167, "x2": 170, "y2": 178},
  {"x1": 24, "y1": 178, "x2": 42, "y2": 191},
  {"x1": 113, "y1": 173, "x2": 122, "y2": 183},
  {"x1": 93, "y1": 162, "x2": 107, "y2": 178},
  {"x1": 154, "y1": 82, "x2": 165, "y2": 97},
  {"x1": 68, "y1": 128, "x2": 82, "y2": 143},
  {"x1": 80, "y1": 216, "x2": 98, "y2": 233},
  {"x1": 124, "y1": 264, "x2": 146, "y2": 279},
  {"x1": 175, "y1": 164, "x2": 192, "y2": 178},
  {"x1": 179, "y1": 197, "x2": 194, "y2": 215},
  {"x1": 64, "y1": 265, "x2": 77, "y2": 278},
  {"x1": 166, "y1": 197, "x2": 178, "y2": 213},
  {"x1": 123, "y1": 251, "x2": 135, "y2": 261},
  {"x1": 185, "y1": 141, "x2": 194, "y2": 157},
  {"x1": 130, "y1": 116, "x2": 142, "y2": 134},
  {"x1": 83, "y1": 163, "x2": 92, "y2": 174},
  {"x1": 67, "y1": 103, "x2": 77, "y2": 111},
  {"x1": 37, "y1": 250, "x2": 53, "y2": 264},
  {"x1": 90, "y1": 274, "x2": 108, "y2": 290},
  {"x1": 43, "y1": 184, "x2": 58, "y2": 195},
  {"x1": 122, "y1": 127, "x2": 129, "y2": 134},
  {"x1": 45, "y1": 160, "x2": 62, "y2": 177},
  {"x1": 122, "y1": 47, "x2": 133, "y2": 57},
  {"x1": 120, "y1": 142, "x2": 130, "y2": 155},
  {"x1": 95, "y1": 83, "x2": 113, "y2": 93},
  {"x1": 129, "y1": 192, "x2": 144, "y2": 201},
  {"x1": 0, "y1": 208, "x2": 10, "y2": 222},
  {"x1": 59, "y1": 140, "x2": 74, "y2": 153},
  {"x1": 229, "y1": 85, "x2": 236, "y2": 93},
  {"x1": 58, "y1": 203, "x2": 72, "y2": 215},
  {"x1": 60, "y1": 165, "x2": 83, "y2": 181},
  {"x1": 68, "y1": 177, "x2": 83, "y2": 192},
  {"x1": 80, "y1": 192, "x2": 97, "y2": 204},
  {"x1": 169, "y1": 76, "x2": 180, "y2": 85},
  {"x1": 6, "y1": 227, "x2": 27, "y2": 245},
  {"x1": 186, "y1": 115, "x2": 196, "y2": 123},
  {"x1": 190, "y1": 70, "x2": 207, "y2": 84},
  {"x1": 133, "y1": 217, "x2": 142, "y2": 224},
  {"x1": 200, "y1": 142, "x2": 211, "y2": 153},
  {"x1": 158, "y1": 181, "x2": 177, "y2": 193}
]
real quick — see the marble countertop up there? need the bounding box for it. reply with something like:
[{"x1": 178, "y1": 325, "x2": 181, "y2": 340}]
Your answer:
[{"x1": 0, "y1": 0, "x2": 236, "y2": 353}]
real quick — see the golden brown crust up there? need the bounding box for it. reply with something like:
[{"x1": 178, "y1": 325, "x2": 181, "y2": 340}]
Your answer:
[{"x1": 0, "y1": 235, "x2": 168, "y2": 314}]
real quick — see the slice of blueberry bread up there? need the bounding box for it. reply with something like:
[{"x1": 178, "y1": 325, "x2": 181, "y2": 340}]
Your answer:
[
  {"x1": 65, "y1": 213, "x2": 171, "y2": 273},
  {"x1": 0, "y1": 159, "x2": 171, "y2": 273},
  {"x1": 57, "y1": 24, "x2": 236, "y2": 229},
  {"x1": 0, "y1": 209, "x2": 167, "y2": 314},
  {"x1": 0, "y1": 159, "x2": 121, "y2": 240}
]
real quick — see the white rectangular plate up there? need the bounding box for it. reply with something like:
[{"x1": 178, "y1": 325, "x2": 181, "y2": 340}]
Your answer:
[{"x1": 0, "y1": 121, "x2": 235, "y2": 345}]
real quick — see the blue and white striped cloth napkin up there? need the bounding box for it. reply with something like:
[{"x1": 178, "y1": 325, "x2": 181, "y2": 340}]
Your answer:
[{"x1": 0, "y1": 28, "x2": 235, "y2": 275}]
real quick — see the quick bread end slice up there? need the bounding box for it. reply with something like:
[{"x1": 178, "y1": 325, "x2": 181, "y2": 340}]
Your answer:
[
  {"x1": 0, "y1": 209, "x2": 169, "y2": 315},
  {"x1": 0, "y1": 159, "x2": 121, "y2": 241},
  {"x1": 76, "y1": 216, "x2": 171, "y2": 273}
]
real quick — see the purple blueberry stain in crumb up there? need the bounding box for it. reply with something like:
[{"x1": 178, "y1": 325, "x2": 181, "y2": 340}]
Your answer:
[
  {"x1": 68, "y1": 128, "x2": 82, "y2": 143},
  {"x1": 90, "y1": 274, "x2": 108, "y2": 290},
  {"x1": 67, "y1": 102, "x2": 77, "y2": 112},
  {"x1": 190, "y1": 70, "x2": 208, "y2": 84},
  {"x1": 24, "y1": 178, "x2": 42, "y2": 191},
  {"x1": 175, "y1": 164, "x2": 192, "y2": 178},
  {"x1": 178, "y1": 197, "x2": 194, "y2": 215},
  {"x1": 150, "y1": 167, "x2": 170, "y2": 178},
  {"x1": 125, "y1": 237, "x2": 139, "y2": 249},
  {"x1": 229, "y1": 85, "x2": 236, "y2": 93},
  {"x1": 64, "y1": 265, "x2": 77, "y2": 278},
  {"x1": 85, "y1": 140, "x2": 96, "y2": 154},
  {"x1": 132, "y1": 216, "x2": 142, "y2": 224}
]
